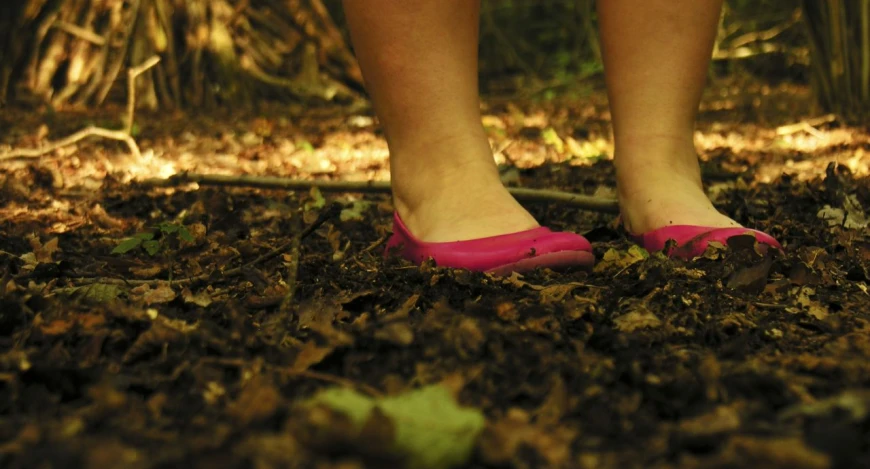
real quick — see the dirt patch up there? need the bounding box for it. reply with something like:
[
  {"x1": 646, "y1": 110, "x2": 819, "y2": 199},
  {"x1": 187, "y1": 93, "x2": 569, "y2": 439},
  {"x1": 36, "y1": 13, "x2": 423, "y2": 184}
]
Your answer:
[{"x1": 1, "y1": 77, "x2": 869, "y2": 468}]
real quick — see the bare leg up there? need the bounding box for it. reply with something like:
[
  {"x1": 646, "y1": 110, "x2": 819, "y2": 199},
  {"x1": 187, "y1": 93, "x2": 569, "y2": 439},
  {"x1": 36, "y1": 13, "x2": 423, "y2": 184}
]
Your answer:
[
  {"x1": 343, "y1": 0, "x2": 537, "y2": 242},
  {"x1": 598, "y1": 0, "x2": 739, "y2": 234}
]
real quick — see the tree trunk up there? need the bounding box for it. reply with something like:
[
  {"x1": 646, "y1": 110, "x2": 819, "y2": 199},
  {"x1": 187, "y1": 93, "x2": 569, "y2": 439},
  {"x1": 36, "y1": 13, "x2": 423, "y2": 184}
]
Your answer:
[
  {"x1": 802, "y1": 0, "x2": 870, "y2": 124},
  {"x1": 0, "y1": 0, "x2": 363, "y2": 109}
]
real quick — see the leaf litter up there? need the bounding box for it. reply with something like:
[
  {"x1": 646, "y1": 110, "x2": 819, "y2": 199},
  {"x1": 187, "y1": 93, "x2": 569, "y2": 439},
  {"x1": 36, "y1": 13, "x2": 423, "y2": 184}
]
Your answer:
[{"x1": 1, "y1": 78, "x2": 870, "y2": 468}]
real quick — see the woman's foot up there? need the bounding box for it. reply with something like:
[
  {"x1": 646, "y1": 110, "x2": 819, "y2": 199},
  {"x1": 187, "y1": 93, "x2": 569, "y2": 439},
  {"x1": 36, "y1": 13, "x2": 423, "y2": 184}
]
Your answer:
[
  {"x1": 390, "y1": 132, "x2": 539, "y2": 243},
  {"x1": 616, "y1": 137, "x2": 740, "y2": 236},
  {"x1": 386, "y1": 130, "x2": 595, "y2": 273}
]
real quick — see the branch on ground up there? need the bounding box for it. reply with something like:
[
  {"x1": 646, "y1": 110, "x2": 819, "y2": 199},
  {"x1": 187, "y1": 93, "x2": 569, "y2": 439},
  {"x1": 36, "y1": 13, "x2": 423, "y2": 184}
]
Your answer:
[
  {"x1": 0, "y1": 56, "x2": 160, "y2": 162},
  {"x1": 140, "y1": 172, "x2": 621, "y2": 214}
]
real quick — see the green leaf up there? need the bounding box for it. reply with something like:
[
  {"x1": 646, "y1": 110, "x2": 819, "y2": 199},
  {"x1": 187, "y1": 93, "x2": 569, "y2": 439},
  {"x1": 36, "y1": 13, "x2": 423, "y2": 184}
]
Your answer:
[
  {"x1": 308, "y1": 385, "x2": 485, "y2": 469},
  {"x1": 298, "y1": 140, "x2": 315, "y2": 153},
  {"x1": 143, "y1": 240, "x2": 161, "y2": 256},
  {"x1": 58, "y1": 283, "x2": 125, "y2": 304},
  {"x1": 542, "y1": 127, "x2": 565, "y2": 154},
  {"x1": 134, "y1": 232, "x2": 155, "y2": 241},
  {"x1": 340, "y1": 200, "x2": 371, "y2": 222},
  {"x1": 112, "y1": 237, "x2": 143, "y2": 254},
  {"x1": 158, "y1": 222, "x2": 179, "y2": 234},
  {"x1": 305, "y1": 187, "x2": 326, "y2": 211},
  {"x1": 178, "y1": 226, "x2": 195, "y2": 242}
]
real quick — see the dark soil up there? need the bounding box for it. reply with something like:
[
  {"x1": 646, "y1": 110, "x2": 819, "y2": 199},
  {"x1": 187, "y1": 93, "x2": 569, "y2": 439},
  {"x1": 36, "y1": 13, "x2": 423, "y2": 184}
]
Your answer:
[{"x1": 1, "y1": 76, "x2": 870, "y2": 469}]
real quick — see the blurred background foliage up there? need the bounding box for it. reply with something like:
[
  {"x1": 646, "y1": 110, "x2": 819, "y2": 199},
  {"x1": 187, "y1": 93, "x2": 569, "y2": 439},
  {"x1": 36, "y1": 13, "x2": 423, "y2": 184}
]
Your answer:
[
  {"x1": 1, "y1": 0, "x2": 867, "y2": 123},
  {"x1": 326, "y1": 0, "x2": 807, "y2": 96}
]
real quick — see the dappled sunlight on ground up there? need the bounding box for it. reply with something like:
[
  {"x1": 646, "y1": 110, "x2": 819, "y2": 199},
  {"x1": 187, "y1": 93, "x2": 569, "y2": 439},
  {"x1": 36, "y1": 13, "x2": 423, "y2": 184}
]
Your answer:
[{"x1": 0, "y1": 76, "x2": 863, "y2": 217}]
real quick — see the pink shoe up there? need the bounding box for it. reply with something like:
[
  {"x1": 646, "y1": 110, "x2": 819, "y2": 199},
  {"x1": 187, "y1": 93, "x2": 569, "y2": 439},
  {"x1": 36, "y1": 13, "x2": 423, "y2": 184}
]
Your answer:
[
  {"x1": 385, "y1": 213, "x2": 595, "y2": 274},
  {"x1": 631, "y1": 225, "x2": 783, "y2": 258}
]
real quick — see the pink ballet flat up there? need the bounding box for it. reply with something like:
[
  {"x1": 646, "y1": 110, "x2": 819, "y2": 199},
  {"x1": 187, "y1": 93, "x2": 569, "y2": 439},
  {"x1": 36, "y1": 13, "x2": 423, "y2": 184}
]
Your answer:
[
  {"x1": 384, "y1": 212, "x2": 595, "y2": 274},
  {"x1": 631, "y1": 225, "x2": 783, "y2": 258}
]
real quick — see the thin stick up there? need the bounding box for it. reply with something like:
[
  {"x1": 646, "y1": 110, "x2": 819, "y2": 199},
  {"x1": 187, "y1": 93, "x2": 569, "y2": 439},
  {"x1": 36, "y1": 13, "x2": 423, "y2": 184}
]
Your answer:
[
  {"x1": 775, "y1": 114, "x2": 837, "y2": 136},
  {"x1": 284, "y1": 369, "x2": 383, "y2": 397},
  {"x1": 0, "y1": 55, "x2": 160, "y2": 162},
  {"x1": 141, "y1": 172, "x2": 621, "y2": 214},
  {"x1": 126, "y1": 55, "x2": 161, "y2": 134},
  {"x1": 52, "y1": 21, "x2": 106, "y2": 46},
  {"x1": 0, "y1": 126, "x2": 141, "y2": 161},
  {"x1": 280, "y1": 204, "x2": 341, "y2": 314}
]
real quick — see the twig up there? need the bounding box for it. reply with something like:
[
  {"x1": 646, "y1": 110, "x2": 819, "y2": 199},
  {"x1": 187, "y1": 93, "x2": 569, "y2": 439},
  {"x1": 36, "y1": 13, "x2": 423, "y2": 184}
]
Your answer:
[
  {"x1": 52, "y1": 20, "x2": 106, "y2": 46},
  {"x1": 776, "y1": 114, "x2": 838, "y2": 136},
  {"x1": 140, "y1": 172, "x2": 621, "y2": 214},
  {"x1": 199, "y1": 356, "x2": 383, "y2": 397},
  {"x1": 95, "y1": 0, "x2": 141, "y2": 105},
  {"x1": 283, "y1": 369, "x2": 383, "y2": 397},
  {"x1": 126, "y1": 55, "x2": 161, "y2": 134},
  {"x1": 0, "y1": 55, "x2": 159, "y2": 162},
  {"x1": 280, "y1": 203, "x2": 342, "y2": 314},
  {"x1": 0, "y1": 126, "x2": 141, "y2": 161}
]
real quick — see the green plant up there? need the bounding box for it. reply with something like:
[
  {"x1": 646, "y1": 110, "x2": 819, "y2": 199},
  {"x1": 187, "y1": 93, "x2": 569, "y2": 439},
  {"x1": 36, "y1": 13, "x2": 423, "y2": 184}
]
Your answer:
[{"x1": 113, "y1": 222, "x2": 194, "y2": 256}]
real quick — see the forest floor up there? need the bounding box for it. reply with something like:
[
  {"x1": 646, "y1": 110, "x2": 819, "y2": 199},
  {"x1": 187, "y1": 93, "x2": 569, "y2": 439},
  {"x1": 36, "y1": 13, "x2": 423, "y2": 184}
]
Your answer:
[{"x1": 1, "y1": 75, "x2": 870, "y2": 469}]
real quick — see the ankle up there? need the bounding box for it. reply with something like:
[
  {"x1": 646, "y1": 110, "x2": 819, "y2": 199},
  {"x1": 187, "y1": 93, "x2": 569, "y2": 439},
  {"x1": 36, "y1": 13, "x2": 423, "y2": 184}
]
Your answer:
[
  {"x1": 391, "y1": 147, "x2": 501, "y2": 213},
  {"x1": 615, "y1": 137, "x2": 703, "y2": 194}
]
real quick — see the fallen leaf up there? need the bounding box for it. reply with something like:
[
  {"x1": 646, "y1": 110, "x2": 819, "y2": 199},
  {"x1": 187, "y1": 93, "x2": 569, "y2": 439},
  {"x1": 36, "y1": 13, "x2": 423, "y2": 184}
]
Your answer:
[
  {"x1": 677, "y1": 406, "x2": 741, "y2": 443},
  {"x1": 779, "y1": 390, "x2": 870, "y2": 422},
  {"x1": 28, "y1": 235, "x2": 59, "y2": 263},
  {"x1": 292, "y1": 340, "x2": 334, "y2": 371},
  {"x1": 231, "y1": 375, "x2": 282, "y2": 426},
  {"x1": 542, "y1": 127, "x2": 565, "y2": 154},
  {"x1": 817, "y1": 194, "x2": 869, "y2": 229},
  {"x1": 38, "y1": 319, "x2": 76, "y2": 336},
  {"x1": 57, "y1": 283, "x2": 125, "y2": 304},
  {"x1": 129, "y1": 265, "x2": 163, "y2": 278},
  {"x1": 534, "y1": 375, "x2": 568, "y2": 426},
  {"x1": 182, "y1": 288, "x2": 213, "y2": 307},
  {"x1": 374, "y1": 322, "x2": 415, "y2": 346},
  {"x1": 305, "y1": 186, "x2": 326, "y2": 211},
  {"x1": 721, "y1": 436, "x2": 830, "y2": 469},
  {"x1": 539, "y1": 282, "x2": 588, "y2": 304},
  {"x1": 795, "y1": 287, "x2": 829, "y2": 320},
  {"x1": 138, "y1": 284, "x2": 177, "y2": 305},
  {"x1": 340, "y1": 200, "x2": 372, "y2": 222},
  {"x1": 479, "y1": 408, "x2": 575, "y2": 467},
  {"x1": 593, "y1": 245, "x2": 648, "y2": 273},
  {"x1": 613, "y1": 304, "x2": 662, "y2": 332},
  {"x1": 727, "y1": 257, "x2": 773, "y2": 293},
  {"x1": 306, "y1": 384, "x2": 485, "y2": 469}
]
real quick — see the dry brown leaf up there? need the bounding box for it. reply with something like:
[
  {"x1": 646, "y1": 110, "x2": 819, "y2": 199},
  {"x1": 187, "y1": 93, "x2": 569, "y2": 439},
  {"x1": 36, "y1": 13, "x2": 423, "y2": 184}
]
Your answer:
[
  {"x1": 374, "y1": 322, "x2": 415, "y2": 346},
  {"x1": 540, "y1": 282, "x2": 588, "y2": 304},
  {"x1": 721, "y1": 436, "x2": 830, "y2": 469},
  {"x1": 38, "y1": 314, "x2": 106, "y2": 336},
  {"x1": 231, "y1": 375, "x2": 283, "y2": 426},
  {"x1": 535, "y1": 374, "x2": 569, "y2": 426},
  {"x1": 479, "y1": 408, "x2": 576, "y2": 467},
  {"x1": 727, "y1": 257, "x2": 773, "y2": 293},
  {"x1": 136, "y1": 284, "x2": 177, "y2": 305},
  {"x1": 28, "y1": 235, "x2": 59, "y2": 263},
  {"x1": 129, "y1": 265, "x2": 163, "y2": 278},
  {"x1": 182, "y1": 287, "x2": 213, "y2": 307},
  {"x1": 292, "y1": 340, "x2": 335, "y2": 372},
  {"x1": 613, "y1": 304, "x2": 662, "y2": 332}
]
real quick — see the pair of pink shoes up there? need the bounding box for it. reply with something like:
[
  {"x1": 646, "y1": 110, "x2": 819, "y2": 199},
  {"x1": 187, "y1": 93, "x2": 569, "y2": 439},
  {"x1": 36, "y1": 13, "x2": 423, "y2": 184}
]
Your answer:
[{"x1": 385, "y1": 212, "x2": 782, "y2": 275}]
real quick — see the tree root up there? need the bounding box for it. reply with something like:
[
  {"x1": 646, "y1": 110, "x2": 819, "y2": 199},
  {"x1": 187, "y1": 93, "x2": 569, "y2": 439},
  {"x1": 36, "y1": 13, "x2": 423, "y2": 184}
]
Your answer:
[
  {"x1": 0, "y1": 55, "x2": 160, "y2": 162},
  {"x1": 0, "y1": 126, "x2": 142, "y2": 161}
]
